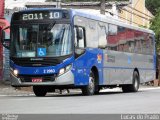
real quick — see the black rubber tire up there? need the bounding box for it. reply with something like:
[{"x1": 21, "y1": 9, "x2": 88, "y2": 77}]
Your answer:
[
  {"x1": 33, "y1": 86, "x2": 47, "y2": 97},
  {"x1": 122, "y1": 71, "x2": 139, "y2": 93},
  {"x1": 95, "y1": 87, "x2": 100, "y2": 94},
  {"x1": 82, "y1": 71, "x2": 95, "y2": 96}
]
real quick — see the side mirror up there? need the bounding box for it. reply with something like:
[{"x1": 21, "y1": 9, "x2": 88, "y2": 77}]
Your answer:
[
  {"x1": 1, "y1": 27, "x2": 10, "y2": 49},
  {"x1": 77, "y1": 28, "x2": 83, "y2": 40}
]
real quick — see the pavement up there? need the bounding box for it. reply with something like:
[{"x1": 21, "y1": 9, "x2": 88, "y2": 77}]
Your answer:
[
  {"x1": 1, "y1": 84, "x2": 160, "y2": 114},
  {"x1": 0, "y1": 80, "x2": 159, "y2": 96},
  {"x1": 0, "y1": 81, "x2": 33, "y2": 96},
  {"x1": 0, "y1": 81, "x2": 78, "y2": 96}
]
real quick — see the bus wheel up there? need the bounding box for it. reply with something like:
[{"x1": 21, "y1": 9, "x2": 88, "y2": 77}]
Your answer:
[
  {"x1": 33, "y1": 86, "x2": 47, "y2": 97},
  {"x1": 95, "y1": 87, "x2": 100, "y2": 94},
  {"x1": 122, "y1": 71, "x2": 139, "y2": 92},
  {"x1": 82, "y1": 71, "x2": 95, "y2": 96}
]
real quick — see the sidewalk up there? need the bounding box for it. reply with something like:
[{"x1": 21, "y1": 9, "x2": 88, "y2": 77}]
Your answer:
[
  {"x1": 0, "y1": 81, "x2": 76, "y2": 96},
  {"x1": 0, "y1": 80, "x2": 33, "y2": 96}
]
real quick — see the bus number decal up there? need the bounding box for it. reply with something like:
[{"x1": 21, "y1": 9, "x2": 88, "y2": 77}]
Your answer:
[
  {"x1": 22, "y1": 12, "x2": 60, "y2": 20},
  {"x1": 22, "y1": 14, "x2": 28, "y2": 20},
  {"x1": 28, "y1": 14, "x2": 34, "y2": 20},
  {"x1": 49, "y1": 12, "x2": 60, "y2": 19},
  {"x1": 22, "y1": 13, "x2": 44, "y2": 20},
  {"x1": 43, "y1": 69, "x2": 55, "y2": 74}
]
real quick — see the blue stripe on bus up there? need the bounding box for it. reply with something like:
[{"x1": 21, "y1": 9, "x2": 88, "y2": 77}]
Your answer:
[{"x1": 103, "y1": 66, "x2": 155, "y2": 71}]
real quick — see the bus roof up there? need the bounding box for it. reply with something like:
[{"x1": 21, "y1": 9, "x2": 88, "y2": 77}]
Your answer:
[
  {"x1": 71, "y1": 9, "x2": 154, "y2": 35},
  {"x1": 17, "y1": 8, "x2": 154, "y2": 35}
]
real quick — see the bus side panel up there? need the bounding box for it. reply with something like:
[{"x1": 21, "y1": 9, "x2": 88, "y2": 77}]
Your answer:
[
  {"x1": 103, "y1": 50, "x2": 133, "y2": 85},
  {"x1": 132, "y1": 53, "x2": 155, "y2": 83},
  {"x1": 145, "y1": 69, "x2": 155, "y2": 83},
  {"x1": 74, "y1": 48, "x2": 103, "y2": 86},
  {"x1": 103, "y1": 49, "x2": 155, "y2": 85}
]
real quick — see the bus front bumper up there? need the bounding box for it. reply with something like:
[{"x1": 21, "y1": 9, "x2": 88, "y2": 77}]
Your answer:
[{"x1": 10, "y1": 70, "x2": 74, "y2": 87}]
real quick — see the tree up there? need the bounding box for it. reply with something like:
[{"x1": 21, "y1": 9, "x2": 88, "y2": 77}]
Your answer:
[
  {"x1": 145, "y1": 0, "x2": 160, "y2": 15},
  {"x1": 150, "y1": 8, "x2": 160, "y2": 52},
  {"x1": 145, "y1": 0, "x2": 160, "y2": 52}
]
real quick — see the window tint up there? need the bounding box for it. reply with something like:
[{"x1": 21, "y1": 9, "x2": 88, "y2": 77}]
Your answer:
[
  {"x1": 74, "y1": 26, "x2": 85, "y2": 48},
  {"x1": 98, "y1": 22, "x2": 107, "y2": 48},
  {"x1": 74, "y1": 16, "x2": 99, "y2": 48},
  {"x1": 109, "y1": 24, "x2": 117, "y2": 35},
  {"x1": 74, "y1": 16, "x2": 154, "y2": 55},
  {"x1": 107, "y1": 24, "x2": 154, "y2": 55}
]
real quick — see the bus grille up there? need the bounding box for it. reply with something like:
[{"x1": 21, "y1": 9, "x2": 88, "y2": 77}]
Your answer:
[{"x1": 10, "y1": 55, "x2": 71, "y2": 67}]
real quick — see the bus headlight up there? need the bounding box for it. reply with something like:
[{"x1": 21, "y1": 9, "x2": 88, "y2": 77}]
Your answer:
[
  {"x1": 59, "y1": 68, "x2": 65, "y2": 75},
  {"x1": 58, "y1": 64, "x2": 72, "y2": 76},
  {"x1": 13, "y1": 69, "x2": 19, "y2": 76}
]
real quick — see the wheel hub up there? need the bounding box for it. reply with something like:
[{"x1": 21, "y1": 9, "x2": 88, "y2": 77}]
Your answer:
[{"x1": 89, "y1": 75, "x2": 94, "y2": 92}]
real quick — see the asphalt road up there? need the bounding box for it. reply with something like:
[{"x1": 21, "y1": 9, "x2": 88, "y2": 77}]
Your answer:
[{"x1": 0, "y1": 86, "x2": 160, "y2": 114}]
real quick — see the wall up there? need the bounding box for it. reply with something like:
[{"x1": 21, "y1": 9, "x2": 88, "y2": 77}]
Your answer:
[
  {"x1": 119, "y1": 0, "x2": 153, "y2": 28},
  {"x1": 0, "y1": 0, "x2": 4, "y2": 80}
]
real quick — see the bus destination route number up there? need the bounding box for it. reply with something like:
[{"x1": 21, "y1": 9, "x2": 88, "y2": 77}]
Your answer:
[{"x1": 22, "y1": 12, "x2": 61, "y2": 20}]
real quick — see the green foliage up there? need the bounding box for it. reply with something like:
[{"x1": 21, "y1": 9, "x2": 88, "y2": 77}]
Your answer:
[
  {"x1": 150, "y1": 8, "x2": 160, "y2": 52},
  {"x1": 145, "y1": 0, "x2": 160, "y2": 52},
  {"x1": 145, "y1": 0, "x2": 160, "y2": 15}
]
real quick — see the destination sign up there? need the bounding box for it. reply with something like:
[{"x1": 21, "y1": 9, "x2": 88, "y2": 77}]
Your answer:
[{"x1": 13, "y1": 10, "x2": 70, "y2": 21}]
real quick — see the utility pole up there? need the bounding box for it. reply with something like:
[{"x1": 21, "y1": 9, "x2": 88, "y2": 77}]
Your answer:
[
  {"x1": 56, "y1": 0, "x2": 61, "y2": 8},
  {"x1": 130, "y1": 0, "x2": 133, "y2": 24},
  {"x1": 112, "y1": 3, "x2": 118, "y2": 19},
  {"x1": 100, "y1": 0, "x2": 105, "y2": 15}
]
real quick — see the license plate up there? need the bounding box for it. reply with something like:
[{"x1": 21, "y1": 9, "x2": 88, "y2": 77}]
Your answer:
[{"x1": 32, "y1": 78, "x2": 42, "y2": 82}]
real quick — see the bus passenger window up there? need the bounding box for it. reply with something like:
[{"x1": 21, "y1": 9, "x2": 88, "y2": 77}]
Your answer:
[
  {"x1": 98, "y1": 23, "x2": 107, "y2": 49},
  {"x1": 75, "y1": 27, "x2": 85, "y2": 48}
]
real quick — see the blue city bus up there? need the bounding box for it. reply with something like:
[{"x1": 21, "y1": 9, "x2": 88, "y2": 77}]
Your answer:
[{"x1": 1, "y1": 8, "x2": 156, "y2": 96}]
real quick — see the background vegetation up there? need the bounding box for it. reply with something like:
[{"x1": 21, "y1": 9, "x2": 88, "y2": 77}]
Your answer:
[{"x1": 146, "y1": 0, "x2": 160, "y2": 53}]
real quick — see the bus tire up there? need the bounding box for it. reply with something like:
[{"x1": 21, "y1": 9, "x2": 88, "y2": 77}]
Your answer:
[
  {"x1": 33, "y1": 86, "x2": 47, "y2": 97},
  {"x1": 82, "y1": 70, "x2": 95, "y2": 96},
  {"x1": 95, "y1": 87, "x2": 100, "y2": 94},
  {"x1": 122, "y1": 71, "x2": 139, "y2": 92}
]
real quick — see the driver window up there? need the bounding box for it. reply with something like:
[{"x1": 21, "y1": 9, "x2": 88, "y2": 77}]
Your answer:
[{"x1": 74, "y1": 26, "x2": 85, "y2": 48}]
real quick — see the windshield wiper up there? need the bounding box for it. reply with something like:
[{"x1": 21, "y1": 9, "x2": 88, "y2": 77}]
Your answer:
[{"x1": 47, "y1": 22, "x2": 56, "y2": 31}]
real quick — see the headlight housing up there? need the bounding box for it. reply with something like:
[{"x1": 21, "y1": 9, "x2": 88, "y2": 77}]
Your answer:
[
  {"x1": 13, "y1": 69, "x2": 19, "y2": 76},
  {"x1": 59, "y1": 68, "x2": 65, "y2": 75},
  {"x1": 58, "y1": 64, "x2": 72, "y2": 76}
]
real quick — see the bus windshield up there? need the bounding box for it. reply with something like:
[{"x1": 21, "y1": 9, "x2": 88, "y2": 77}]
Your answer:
[{"x1": 11, "y1": 23, "x2": 72, "y2": 57}]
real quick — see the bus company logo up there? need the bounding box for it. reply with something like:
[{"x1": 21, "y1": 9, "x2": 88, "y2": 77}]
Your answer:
[
  {"x1": 128, "y1": 56, "x2": 132, "y2": 64},
  {"x1": 34, "y1": 69, "x2": 39, "y2": 74},
  {"x1": 97, "y1": 54, "x2": 102, "y2": 63},
  {"x1": 32, "y1": 64, "x2": 42, "y2": 66},
  {"x1": 30, "y1": 58, "x2": 43, "y2": 61},
  {"x1": 106, "y1": 54, "x2": 115, "y2": 63}
]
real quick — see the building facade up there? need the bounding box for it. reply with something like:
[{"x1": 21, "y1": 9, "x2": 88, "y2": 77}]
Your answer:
[{"x1": 119, "y1": 0, "x2": 153, "y2": 28}]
